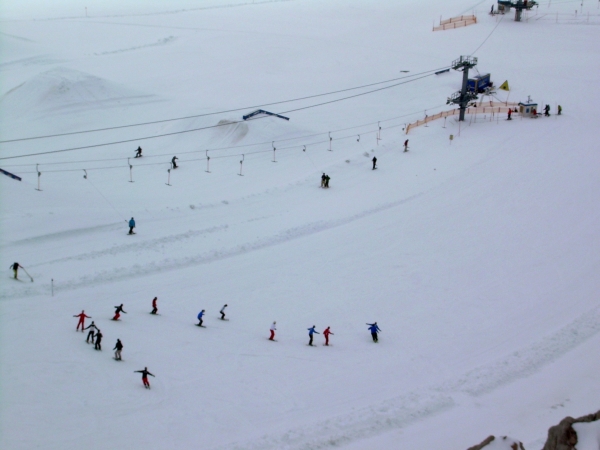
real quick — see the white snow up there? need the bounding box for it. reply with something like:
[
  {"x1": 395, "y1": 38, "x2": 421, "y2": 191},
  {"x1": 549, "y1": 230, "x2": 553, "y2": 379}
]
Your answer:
[
  {"x1": 574, "y1": 421, "x2": 600, "y2": 450},
  {"x1": 1, "y1": 1, "x2": 599, "y2": 449}
]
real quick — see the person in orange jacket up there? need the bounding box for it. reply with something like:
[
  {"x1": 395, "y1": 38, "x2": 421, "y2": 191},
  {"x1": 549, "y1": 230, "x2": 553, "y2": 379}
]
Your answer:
[
  {"x1": 74, "y1": 310, "x2": 91, "y2": 332},
  {"x1": 323, "y1": 326, "x2": 334, "y2": 346}
]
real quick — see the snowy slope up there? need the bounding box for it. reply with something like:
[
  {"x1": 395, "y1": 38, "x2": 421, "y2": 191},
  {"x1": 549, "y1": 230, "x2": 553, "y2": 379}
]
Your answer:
[{"x1": 1, "y1": 1, "x2": 600, "y2": 449}]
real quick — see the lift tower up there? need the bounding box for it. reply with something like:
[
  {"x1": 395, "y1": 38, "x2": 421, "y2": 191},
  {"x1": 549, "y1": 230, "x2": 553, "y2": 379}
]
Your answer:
[{"x1": 447, "y1": 55, "x2": 478, "y2": 121}]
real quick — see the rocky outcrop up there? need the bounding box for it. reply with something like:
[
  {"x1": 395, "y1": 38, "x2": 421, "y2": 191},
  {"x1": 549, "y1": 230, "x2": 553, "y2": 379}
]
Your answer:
[
  {"x1": 542, "y1": 410, "x2": 600, "y2": 450},
  {"x1": 467, "y1": 435, "x2": 525, "y2": 450}
]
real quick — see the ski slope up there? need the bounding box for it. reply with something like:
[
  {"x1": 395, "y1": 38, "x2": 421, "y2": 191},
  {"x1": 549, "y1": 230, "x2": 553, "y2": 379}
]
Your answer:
[{"x1": 1, "y1": 1, "x2": 600, "y2": 449}]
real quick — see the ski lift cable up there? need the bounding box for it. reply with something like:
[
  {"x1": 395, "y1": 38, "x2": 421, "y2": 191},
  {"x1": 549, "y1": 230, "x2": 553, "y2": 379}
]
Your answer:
[
  {"x1": 0, "y1": 73, "x2": 442, "y2": 162},
  {"x1": 0, "y1": 67, "x2": 449, "y2": 145}
]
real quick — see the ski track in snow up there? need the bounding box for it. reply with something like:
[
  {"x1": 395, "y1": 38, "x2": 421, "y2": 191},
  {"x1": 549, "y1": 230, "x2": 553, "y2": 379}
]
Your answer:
[
  {"x1": 94, "y1": 36, "x2": 176, "y2": 55},
  {"x1": 218, "y1": 307, "x2": 600, "y2": 449}
]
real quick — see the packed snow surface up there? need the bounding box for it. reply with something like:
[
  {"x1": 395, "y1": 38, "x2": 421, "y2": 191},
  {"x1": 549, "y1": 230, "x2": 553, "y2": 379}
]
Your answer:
[
  {"x1": 1, "y1": 1, "x2": 599, "y2": 449},
  {"x1": 574, "y1": 421, "x2": 600, "y2": 450}
]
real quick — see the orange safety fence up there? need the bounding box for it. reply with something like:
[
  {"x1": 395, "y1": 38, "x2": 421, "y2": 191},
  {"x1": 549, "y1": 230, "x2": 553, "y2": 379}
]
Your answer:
[
  {"x1": 405, "y1": 102, "x2": 519, "y2": 134},
  {"x1": 434, "y1": 15, "x2": 477, "y2": 31}
]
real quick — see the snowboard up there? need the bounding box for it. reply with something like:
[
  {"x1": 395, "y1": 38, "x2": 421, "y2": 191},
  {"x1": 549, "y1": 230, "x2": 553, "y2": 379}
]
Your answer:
[
  {"x1": 196, "y1": 324, "x2": 206, "y2": 328},
  {"x1": 267, "y1": 338, "x2": 277, "y2": 342},
  {"x1": 113, "y1": 357, "x2": 123, "y2": 361},
  {"x1": 219, "y1": 317, "x2": 229, "y2": 321},
  {"x1": 127, "y1": 232, "x2": 136, "y2": 235}
]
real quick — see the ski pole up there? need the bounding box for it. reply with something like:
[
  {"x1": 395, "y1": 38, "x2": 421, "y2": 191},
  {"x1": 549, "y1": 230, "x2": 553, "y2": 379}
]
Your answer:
[{"x1": 21, "y1": 267, "x2": 34, "y2": 282}]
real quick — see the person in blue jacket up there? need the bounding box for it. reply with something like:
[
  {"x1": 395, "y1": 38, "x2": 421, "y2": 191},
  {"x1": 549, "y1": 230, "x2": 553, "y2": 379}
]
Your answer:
[
  {"x1": 307, "y1": 325, "x2": 319, "y2": 346},
  {"x1": 197, "y1": 309, "x2": 205, "y2": 327},
  {"x1": 128, "y1": 217, "x2": 135, "y2": 235},
  {"x1": 366, "y1": 322, "x2": 381, "y2": 342}
]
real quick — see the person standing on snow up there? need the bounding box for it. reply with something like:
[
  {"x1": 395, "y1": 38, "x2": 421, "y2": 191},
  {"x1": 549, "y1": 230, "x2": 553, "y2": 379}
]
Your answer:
[
  {"x1": 171, "y1": 156, "x2": 178, "y2": 169},
  {"x1": 113, "y1": 339, "x2": 124, "y2": 360},
  {"x1": 10, "y1": 262, "x2": 23, "y2": 279},
  {"x1": 74, "y1": 310, "x2": 91, "y2": 332},
  {"x1": 269, "y1": 321, "x2": 277, "y2": 341},
  {"x1": 372, "y1": 156, "x2": 377, "y2": 170},
  {"x1": 197, "y1": 309, "x2": 205, "y2": 327},
  {"x1": 307, "y1": 325, "x2": 319, "y2": 346},
  {"x1": 220, "y1": 304, "x2": 228, "y2": 320},
  {"x1": 112, "y1": 304, "x2": 127, "y2": 321},
  {"x1": 324, "y1": 174, "x2": 330, "y2": 188},
  {"x1": 84, "y1": 321, "x2": 98, "y2": 343},
  {"x1": 134, "y1": 146, "x2": 142, "y2": 158},
  {"x1": 366, "y1": 322, "x2": 381, "y2": 342},
  {"x1": 507, "y1": 109, "x2": 512, "y2": 120},
  {"x1": 94, "y1": 330, "x2": 103, "y2": 350},
  {"x1": 558, "y1": 105, "x2": 562, "y2": 115},
  {"x1": 544, "y1": 104, "x2": 550, "y2": 116},
  {"x1": 135, "y1": 367, "x2": 155, "y2": 389},
  {"x1": 128, "y1": 217, "x2": 135, "y2": 235},
  {"x1": 323, "y1": 326, "x2": 334, "y2": 346},
  {"x1": 151, "y1": 297, "x2": 158, "y2": 315},
  {"x1": 403, "y1": 139, "x2": 409, "y2": 152}
]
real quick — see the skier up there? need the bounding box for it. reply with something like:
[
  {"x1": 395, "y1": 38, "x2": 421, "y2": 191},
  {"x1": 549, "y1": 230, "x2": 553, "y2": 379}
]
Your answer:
[
  {"x1": 366, "y1": 322, "x2": 381, "y2": 342},
  {"x1": 84, "y1": 321, "x2": 98, "y2": 343},
  {"x1": 134, "y1": 367, "x2": 155, "y2": 389},
  {"x1": 507, "y1": 109, "x2": 512, "y2": 120},
  {"x1": 220, "y1": 304, "x2": 228, "y2": 320},
  {"x1": 197, "y1": 309, "x2": 205, "y2": 327},
  {"x1": 74, "y1": 310, "x2": 91, "y2": 332},
  {"x1": 269, "y1": 321, "x2": 277, "y2": 341},
  {"x1": 544, "y1": 104, "x2": 550, "y2": 117},
  {"x1": 113, "y1": 339, "x2": 123, "y2": 360},
  {"x1": 372, "y1": 156, "x2": 377, "y2": 170},
  {"x1": 10, "y1": 262, "x2": 23, "y2": 279},
  {"x1": 134, "y1": 146, "x2": 142, "y2": 158},
  {"x1": 151, "y1": 297, "x2": 158, "y2": 315},
  {"x1": 324, "y1": 174, "x2": 330, "y2": 188},
  {"x1": 403, "y1": 139, "x2": 409, "y2": 152},
  {"x1": 558, "y1": 105, "x2": 562, "y2": 115},
  {"x1": 323, "y1": 326, "x2": 334, "y2": 346},
  {"x1": 307, "y1": 325, "x2": 319, "y2": 346},
  {"x1": 94, "y1": 330, "x2": 103, "y2": 350},
  {"x1": 321, "y1": 173, "x2": 326, "y2": 188},
  {"x1": 128, "y1": 217, "x2": 135, "y2": 235},
  {"x1": 112, "y1": 304, "x2": 127, "y2": 321},
  {"x1": 171, "y1": 156, "x2": 178, "y2": 169}
]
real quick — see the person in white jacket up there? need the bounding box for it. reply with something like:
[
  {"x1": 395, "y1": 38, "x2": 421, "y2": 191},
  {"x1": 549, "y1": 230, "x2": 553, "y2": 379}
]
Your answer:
[{"x1": 269, "y1": 321, "x2": 277, "y2": 341}]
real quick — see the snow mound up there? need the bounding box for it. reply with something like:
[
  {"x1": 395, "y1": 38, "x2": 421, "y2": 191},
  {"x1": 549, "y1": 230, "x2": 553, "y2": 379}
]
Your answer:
[
  {"x1": 468, "y1": 435, "x2": 525, "y2": 450},
  {"x1": 0, "y1": 67, "x2": 154, "y2": 117},
  {"x1": 211, "y1": 119, "x2": 249, "y2": 144},
  {"x1": 573, "y1": 421, "x2": 600, "y2": 450}
]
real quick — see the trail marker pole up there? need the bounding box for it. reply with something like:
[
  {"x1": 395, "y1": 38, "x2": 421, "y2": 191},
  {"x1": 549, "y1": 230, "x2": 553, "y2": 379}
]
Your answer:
[
  {"x1": 128, "y1": 158, "x2": 134, "y2": 182},
  {"x1": 328, "y1": 132, "x2": 332, "y2": 151},
  {"x1": 443, "y1": 117, "x2": 447, "y2": 128},
  {"x1": 376, "y1": 122, "x2": 382, "y2": 144},
  {"x1": 450, "y1": 134, "x2": 454, "y2": 145},
  {"x1": 83, "y1": 169, "x2": 87, "y2": 179},
  {"x1": 36, "y1": 164, "x2": 42, "y2": 191},
  {"x1": 239, "y1": 155, "x2": 244, "y2": 176},
  {"x1": 357, "y1": 135, "x2": 360, "y2": 142},
  {"x1": 51, "y1": 278, "x2": 54, "y2": 296},
  {"x1": 205, "y1": 150, "x2": 210, "y2": 173},
  {"x1": 272, "y1": 142, "x2": 277, "y2": 162},
  {"x1": 166, "y1": 168, "x2": 171, "y2": 186}
]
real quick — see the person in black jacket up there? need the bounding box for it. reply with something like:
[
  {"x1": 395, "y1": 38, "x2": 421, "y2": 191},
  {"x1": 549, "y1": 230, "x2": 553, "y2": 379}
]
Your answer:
[
  {"x1": 114, "y1": 339, "x2": 123, "y2": 360},
  {"x1": 94, "y1": 330, "x2": 103, "y2": 350},
  {"x1": 112, "y1": 304, "x2": 127, "y2": 321},
  {"x1": 171, "y1": 156, "x2": 178, "y2": 169},
  {"x1": 372, "y1": 156, "x2": 377, "y2": 170},
  {"x1": 135, "y1": 367, "x2": 155, "y2": 389}
]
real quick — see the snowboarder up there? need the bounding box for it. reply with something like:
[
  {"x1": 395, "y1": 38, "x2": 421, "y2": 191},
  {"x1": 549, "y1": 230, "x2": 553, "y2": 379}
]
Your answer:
[
  {"x1": 74, "y1": 310, "x2": 91, "y2": 332},
  {"x1": 84, "y1": 321, "x2": 98, "y2": 343},
  {"x1": 197, "y1": 309, "x2": 205, "y2": 327},
  {"x1": 171, "y1": 156, "x2": 178, "y2": 169},
  {"x1": 151, "y1": 297, "x2": 158, "y2": 315},
  {"x1": 403, "y1": 139, "x2": 409, "y2": 152},
  {"x1": 323, "y1": 326, "x2": 334, "y2": 346},
  {"x1": 113, "y1": 339, "x2": 123, "y2": 360},
  {"x1": 324, "y1": 174, "x2": 330, "y2": 188},
  {"x1": 112, "y1": 304, "x2": 127, "y2": 321},
  {"x1": 558, "y1": 105, "x2": 562, "y2": 115},
  {"x1": 544, "y1": 104, "x2": 550, "y2": 116},
  {"x1": 372, "y1": 156, "x2": 377, "y2": 170},
  {"x1": 269, "y1": 321, "x2": 277, "y2": 340},
  {"x1": 366, "y1": 322, "x2": 381, "y2": 342},
  {"x1": 307, "y1": 325, "x2": 319, "y2": 346},
  {"x1": 220, "y1": 304, "x2": 228, "y2": 320},
  {"x1": 320, "y1": 173, "x2": 326, "y2": 188},
  {"x1": 94, "y1": 330, "x2": 103, "y2": 350},
  {"x1": 507, "y1": 109, "x2": 512, "y2": 120},
  {"x1": 128, "y1": 217, "x2": 135, "y2": 235},
  {"x1": 10, "y1": 262, "x2": 23, "y2": 279},
  {"x1": 134, "y1": 146, "x2": 142, "y2": 158},
  {"x1": 135, "y1": 367, "x2": 155, "y2": 389}
]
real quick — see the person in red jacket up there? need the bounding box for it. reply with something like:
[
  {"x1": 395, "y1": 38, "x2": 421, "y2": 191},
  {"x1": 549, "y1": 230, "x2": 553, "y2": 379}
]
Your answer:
[
  {"x1": 151, "y1": 297, "x2": 158, "y2": 315},
  {"x1": 323, "y1": 326, "x2": 334, "y2": 346},
  {"x1": 74, "y1": 310, "x2": 91, "y2": 332}
]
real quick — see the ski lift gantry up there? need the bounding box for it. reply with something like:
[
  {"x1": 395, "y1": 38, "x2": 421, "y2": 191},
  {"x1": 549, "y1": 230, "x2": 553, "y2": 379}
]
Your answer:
[{"x1": 497, "y1": 0, "x2": 538, "y2": 21}]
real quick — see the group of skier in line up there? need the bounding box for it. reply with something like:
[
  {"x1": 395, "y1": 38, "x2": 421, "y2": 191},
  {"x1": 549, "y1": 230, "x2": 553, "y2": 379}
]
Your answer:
[
  {"x1": 72, "y1": 297, "x2": 382, "y2": 388},
  {"x1": 132, "y1": 146, "x2": 178, "y2": 170}
]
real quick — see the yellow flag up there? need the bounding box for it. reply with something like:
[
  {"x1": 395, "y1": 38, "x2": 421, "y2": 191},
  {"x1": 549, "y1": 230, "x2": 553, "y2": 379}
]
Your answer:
[{"x1": 499, "y1": 80, "x2": 510, "y2": 91}]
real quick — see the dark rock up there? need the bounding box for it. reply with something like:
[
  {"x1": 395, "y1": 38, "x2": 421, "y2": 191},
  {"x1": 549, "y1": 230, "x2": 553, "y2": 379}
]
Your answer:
[{"x1": 542, "y1": 410, "x2": 600, "y2": 450}]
